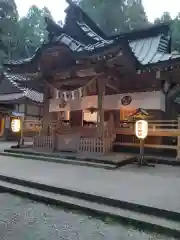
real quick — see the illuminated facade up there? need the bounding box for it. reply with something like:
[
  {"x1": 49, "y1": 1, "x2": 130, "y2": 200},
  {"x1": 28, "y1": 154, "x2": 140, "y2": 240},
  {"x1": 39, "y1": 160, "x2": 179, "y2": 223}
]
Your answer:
[
  {"x1": 2, "y1": 1, "x2": 180, "y2": 152},
  {"x1": 0, "y1": 73, "x2": 43, "y2": 139}
]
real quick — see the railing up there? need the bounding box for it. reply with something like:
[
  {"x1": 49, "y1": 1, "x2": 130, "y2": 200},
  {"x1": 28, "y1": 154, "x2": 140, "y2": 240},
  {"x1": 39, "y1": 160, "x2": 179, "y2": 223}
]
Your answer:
[
  {"x1": 33, "y1": 135, "x2": 54, "y2": 150},
  {"x1": 78, "y1": 138, "x2": 104, "y2": 153},
  {"x1": 114, "y1": 120, "x2": 179, "y2": 157},
  {"x1": 78, "y1": 137, "x2": 113, "y2": 154},
  {"x1": 118, "y1": 119, "x2": 178, "y2": 128},
  {"x1": 115, "y1": 120, "x2": 179, "y2": 136},
  {"x1": 78, "y1": 116, "x2": 115, "y2": 154},
  {"x1": 50, "y1": 119, "x2": 113, "y2": 138},
  {"x1": 33, "y1": 117, "x2": 115, "y2": 154}
]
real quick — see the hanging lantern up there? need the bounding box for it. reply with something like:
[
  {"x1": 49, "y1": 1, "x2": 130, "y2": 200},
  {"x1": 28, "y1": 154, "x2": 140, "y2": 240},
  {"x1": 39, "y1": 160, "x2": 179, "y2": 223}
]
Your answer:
[
  {"x1": 135, "y1": 120, "x2": 148, "y2": 139},
  {"x1": 11, "y1": 118, "x2": 21, "y2": 133}
]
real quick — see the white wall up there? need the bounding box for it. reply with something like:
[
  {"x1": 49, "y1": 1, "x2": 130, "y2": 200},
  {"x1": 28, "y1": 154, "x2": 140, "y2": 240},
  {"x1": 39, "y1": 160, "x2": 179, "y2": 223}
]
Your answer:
[
  {"x1": 83, "y1": 111, "x2": 97, "y2": 122},
  {"x1": 26, "y1": 104, "x2": 41, "y2": 116},
  {"x1": 49, "y1": 91, "x2": 166, "y2": 112}
]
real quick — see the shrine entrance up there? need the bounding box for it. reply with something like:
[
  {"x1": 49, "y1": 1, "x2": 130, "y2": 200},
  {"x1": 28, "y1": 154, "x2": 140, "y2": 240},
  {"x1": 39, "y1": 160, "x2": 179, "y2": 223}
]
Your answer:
[{"x1": 83, "y1": 110, "x2": 97, "y2": 126}]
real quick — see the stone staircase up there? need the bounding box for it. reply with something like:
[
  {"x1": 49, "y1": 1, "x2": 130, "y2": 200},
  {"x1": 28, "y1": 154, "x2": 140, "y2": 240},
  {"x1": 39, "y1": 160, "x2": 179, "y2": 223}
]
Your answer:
[{"x1": 1, "y1": 149, "x2": 132, "y2": 170}]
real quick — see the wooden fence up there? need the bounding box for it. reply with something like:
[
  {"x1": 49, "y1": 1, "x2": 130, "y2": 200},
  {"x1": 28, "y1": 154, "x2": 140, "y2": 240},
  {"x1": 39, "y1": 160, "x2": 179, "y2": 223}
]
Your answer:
[
  {"x1": 114, "y1": 119, "x2": 180, "y2": 158},
  {"x1": 32, "y1": 117, "x2": 115, "y2": 154},
  {"x1": 29, "y1": 118, "x2": 180, "y2": 158},
  {"x1": 33, "y1": 135, "x2": 54, "y2": 151},
  {"x1": 78, "y1": 137, "x2": 113, "y2": 154}
]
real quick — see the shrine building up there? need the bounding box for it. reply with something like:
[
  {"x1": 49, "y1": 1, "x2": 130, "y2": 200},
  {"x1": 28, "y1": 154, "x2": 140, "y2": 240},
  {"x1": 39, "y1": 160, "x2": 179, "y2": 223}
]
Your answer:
[{"x1": 2, "y1": 0, "x2": 180, "y2": 154}]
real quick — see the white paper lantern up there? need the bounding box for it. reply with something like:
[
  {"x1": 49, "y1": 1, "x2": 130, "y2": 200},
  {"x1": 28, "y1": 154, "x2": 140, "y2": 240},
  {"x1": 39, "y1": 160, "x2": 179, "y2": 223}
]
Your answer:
[
  {"x1": 11, "y1": 118, "x2": 21, "y2": 133},
  {"x1": 135, "y1": 120, "x2": 148, "y2": 139}
]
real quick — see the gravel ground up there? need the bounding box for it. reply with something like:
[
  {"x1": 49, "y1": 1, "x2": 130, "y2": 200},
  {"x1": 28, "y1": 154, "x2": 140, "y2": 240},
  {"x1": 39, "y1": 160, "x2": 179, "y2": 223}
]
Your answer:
[{"x1": 0, "y1": 193, "x2": 176, "y2": 240}]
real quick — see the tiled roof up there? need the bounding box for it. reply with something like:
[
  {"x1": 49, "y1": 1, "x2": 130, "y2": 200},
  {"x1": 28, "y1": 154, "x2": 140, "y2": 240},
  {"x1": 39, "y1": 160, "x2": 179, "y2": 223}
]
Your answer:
[
  {"x1": 0, "y1": 93, "x2": 23, "y2": 101},
  {"x1": 129, "y1": 35, "x2": 180, "y2": 65},
  {"x1": 73, "y1": 10, "x2": 175, "y2": 65},
  {"x1": 0, "y1": 73, "x2": 43, "y2": 103},
  {"x1": 6, "y1": 30, "x2": 172, "y2": 67},
  {"x1": 63, "y1": 3, "x2": 175, "y2": 65},
  {"x1": 7, "y1": 57, "x2": 33, "y2": 65},
  {"x1": 23, "y1": 88, "x2": 43, "y2": 103},
  {"x1": 3, "y1": 3, "x2": 179, "y2": 70}
]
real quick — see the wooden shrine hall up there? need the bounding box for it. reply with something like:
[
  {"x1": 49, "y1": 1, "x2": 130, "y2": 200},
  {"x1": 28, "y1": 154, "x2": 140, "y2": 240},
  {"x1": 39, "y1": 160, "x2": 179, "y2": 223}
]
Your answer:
[
  {"x1": 0, "y1": 72, "x2": 43, "y2": 140},
  {"x1": 3, "y1": 0, "x2": 180, "y2": 154}
]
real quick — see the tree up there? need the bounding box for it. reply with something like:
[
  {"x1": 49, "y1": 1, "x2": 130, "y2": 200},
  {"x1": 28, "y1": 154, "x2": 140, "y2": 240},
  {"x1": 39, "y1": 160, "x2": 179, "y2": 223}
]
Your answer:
[
  {"x1": 75, "y1": 0, "x2": 148, "y2": 35},
  {"x1": 17, "y1": 5, "x2": 53, "y2": 58},
  {"x1": 171, "y1": 14, "x2": 180, "y2": 51},
  {"x1": 0, "y1": 0, "x2": 19, "y2": 63},
  {"x1": 154, "y1": 12, "x2": 180, "y2": 51},
  {"x1": 154, "y1": 12, "x2": 172, "y2": 24},
  {"x1": 125, "y1": 0, "x2": 148, "y2": 30}
]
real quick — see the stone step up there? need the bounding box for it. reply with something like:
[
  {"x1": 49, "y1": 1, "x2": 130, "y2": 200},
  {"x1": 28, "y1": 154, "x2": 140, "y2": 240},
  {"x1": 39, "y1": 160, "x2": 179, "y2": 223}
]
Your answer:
[
  {"x1": 0, "y1": 178, "x2": 179, "y2": 237},
  {"x1": 4, "y1": 148, "x2": 135, "y2": 167},
  {"x1": 4, "y1": 149, "x2": 121, "y2": 166},
  {"x1": 0, "y1": 173, "x2": 180, "y2": 222},
  {"x1": 0, "y1": 152, "x2": 116, "y2": 170}
]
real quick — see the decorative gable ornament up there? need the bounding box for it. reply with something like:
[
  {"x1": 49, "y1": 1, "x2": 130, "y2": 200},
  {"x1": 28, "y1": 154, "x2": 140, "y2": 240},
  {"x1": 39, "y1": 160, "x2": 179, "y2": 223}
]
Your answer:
[
  {"x1": 121, "y1": 96, "x2": 132, "y2": 106},
  {"x1": 128, "y1": 108, "x2": 149, "y2": 120}
]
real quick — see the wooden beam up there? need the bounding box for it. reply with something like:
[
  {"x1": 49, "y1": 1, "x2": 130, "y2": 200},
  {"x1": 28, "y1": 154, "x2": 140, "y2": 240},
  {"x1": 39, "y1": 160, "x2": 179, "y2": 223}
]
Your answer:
[
  {"x1": 106, "y1": 83, "x2": 120, "y2": 93},
  {"x1": 97, "y1": 76, "x2": 105, "y2": 137},
  {"x1": 54, "y1": 76, "x2": 93, "y2": 87},
  {"x1": 113, "y1": 142, "x2": 177, "y2": 150},
  {"x1": 42, "y1": 83, "x2": 50, "y2": 135},
  {"x1": 56, "y1": 69, "x2": 96, "y2": 79}
]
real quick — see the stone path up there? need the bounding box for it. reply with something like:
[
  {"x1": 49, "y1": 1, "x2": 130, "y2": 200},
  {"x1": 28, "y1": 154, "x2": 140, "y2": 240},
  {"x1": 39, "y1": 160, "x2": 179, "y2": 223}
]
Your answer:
[
  {"x1": 0, "y1": 141, "x2": 15, "y2": 151},
  {"x1": 0, "y1": 154, "x2": 180, "y2": 213},
  {"x1": 13, "y1": 148, "x2": 134, "y2": 163}
]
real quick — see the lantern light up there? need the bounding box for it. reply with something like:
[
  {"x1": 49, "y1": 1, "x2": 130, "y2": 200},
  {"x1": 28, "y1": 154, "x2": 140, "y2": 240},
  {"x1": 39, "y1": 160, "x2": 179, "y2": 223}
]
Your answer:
[
  {"x1": 11, "y1": 118, "x2": 21, "y2": 133},
  {"x1": 135, "y1": 120, "x2": 148, "y2": 139}
]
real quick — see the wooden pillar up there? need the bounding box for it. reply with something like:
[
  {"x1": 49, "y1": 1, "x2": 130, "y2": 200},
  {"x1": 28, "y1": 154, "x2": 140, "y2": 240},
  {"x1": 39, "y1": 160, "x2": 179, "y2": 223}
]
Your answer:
[
  {"x1": 97, "y1": 77, "x2": 105, "y2": 137},
  {"x1": 42, "y1": 83, "x2": 50, "y2": 135},
  {"x1": 177, "y1": 116, "x2": 180, "y2": 160}
]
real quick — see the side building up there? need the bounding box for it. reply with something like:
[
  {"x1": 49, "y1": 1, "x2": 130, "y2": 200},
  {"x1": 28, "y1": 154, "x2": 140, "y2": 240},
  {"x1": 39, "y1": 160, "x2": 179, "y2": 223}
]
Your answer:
[{"x1": 0, "y1": 73, "x2": 43, "y2": 140}]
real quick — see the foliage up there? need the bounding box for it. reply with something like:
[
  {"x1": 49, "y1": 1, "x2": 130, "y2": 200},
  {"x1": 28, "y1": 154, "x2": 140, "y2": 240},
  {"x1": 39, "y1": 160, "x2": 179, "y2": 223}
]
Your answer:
[
  {"x1": 154, "y1": 12, "x2": 172, "y2": 24},
  {"x1": 0, "y1": 3, "x2": 53, "y2": 64},
  {"x1": 76, "y1": 0, "x2": 148, "y2": 35},
  {"x1": 77, "y1": 0, "x2": 180, "y2": 51},
  {"x1": 0, "y1": 0, "x2": 19, "y2": 63},
  {"x1": 16, "y1": 5, "x2": 53, "y2": 58},
  {"x1": 154, "y1": 12, "x2": 180, "y2": 51},
  {"x1": 1, "y1": 0, "x2": 180, "y2": 68},
  {"x1": 171, "y1": 15, "x2": 180, "y2": 51}
]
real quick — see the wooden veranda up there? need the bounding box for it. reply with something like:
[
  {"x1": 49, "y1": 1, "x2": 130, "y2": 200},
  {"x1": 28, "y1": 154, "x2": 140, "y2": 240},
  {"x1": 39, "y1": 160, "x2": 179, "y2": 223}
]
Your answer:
[{"x1": 20, "y1": 117, "x2": 180, "y2": 158}]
